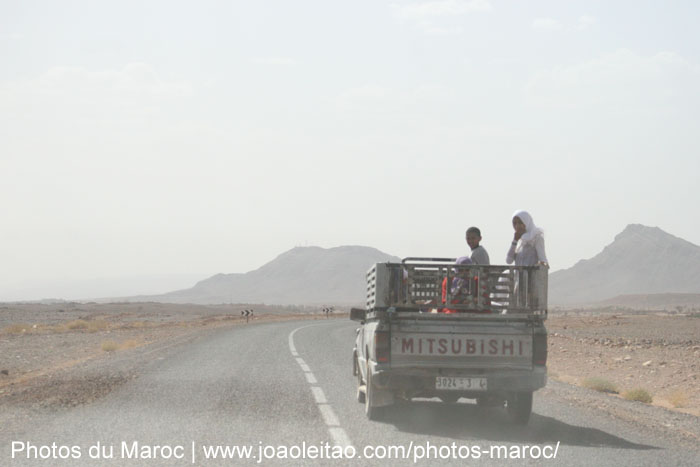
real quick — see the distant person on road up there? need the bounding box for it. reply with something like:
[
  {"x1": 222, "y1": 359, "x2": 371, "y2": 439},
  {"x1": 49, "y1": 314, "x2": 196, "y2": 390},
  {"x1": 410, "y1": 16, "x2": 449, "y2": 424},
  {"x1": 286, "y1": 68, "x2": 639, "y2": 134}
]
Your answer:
[
  {"x1": 506, "y1": 210, "x2": 548, "y2": 267},
  {"x1": 466, "y1": 227, "x2": 490, "y2": 265}
]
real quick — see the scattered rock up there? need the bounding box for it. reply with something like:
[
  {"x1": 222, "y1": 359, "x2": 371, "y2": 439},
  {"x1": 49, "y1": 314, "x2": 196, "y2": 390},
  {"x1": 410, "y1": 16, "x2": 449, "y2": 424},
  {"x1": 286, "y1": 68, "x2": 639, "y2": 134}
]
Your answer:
[
  {"x1": 623, "y1": 355, "x2": 632, "y2": 361},
  {"x1": 1, "y1": 369, "x2": 8, "y2": 376},
  {"x1": 643, "y1": 360, "x2": 653, "y2": 367}
]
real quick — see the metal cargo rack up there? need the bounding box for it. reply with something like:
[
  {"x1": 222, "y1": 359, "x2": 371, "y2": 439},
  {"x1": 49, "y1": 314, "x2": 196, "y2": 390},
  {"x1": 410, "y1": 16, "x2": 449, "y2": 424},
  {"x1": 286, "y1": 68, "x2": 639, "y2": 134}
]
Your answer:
[{"x1": 366, "y1": 257, "x2": 548, "y2": 316}]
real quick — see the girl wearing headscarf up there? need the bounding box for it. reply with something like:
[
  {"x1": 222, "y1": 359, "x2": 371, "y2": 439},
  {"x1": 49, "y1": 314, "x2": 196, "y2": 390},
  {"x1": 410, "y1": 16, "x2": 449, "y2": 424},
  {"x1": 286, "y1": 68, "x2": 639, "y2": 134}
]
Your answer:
[
  {"x1": 441, "y1": 256, "x2": 472, "y2": 313},
  {"x1": 506, "y1": 210, "x2": 548, "y2": 267}
]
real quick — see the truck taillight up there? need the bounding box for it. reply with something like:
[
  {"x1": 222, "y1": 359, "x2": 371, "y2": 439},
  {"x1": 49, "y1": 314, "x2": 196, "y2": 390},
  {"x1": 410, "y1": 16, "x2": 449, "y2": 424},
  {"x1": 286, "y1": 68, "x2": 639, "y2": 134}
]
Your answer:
[
  {"x1": 375, "y1": 331, "x2": 390, "y2": 363},
  {"x1": 533, "y1": 332, "x2": 547, "y2": 366}
]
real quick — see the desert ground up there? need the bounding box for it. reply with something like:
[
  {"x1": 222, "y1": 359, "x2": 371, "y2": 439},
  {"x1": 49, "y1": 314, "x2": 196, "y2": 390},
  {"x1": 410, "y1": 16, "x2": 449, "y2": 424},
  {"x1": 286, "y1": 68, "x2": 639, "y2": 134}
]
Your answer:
[
  {"x1": 0, "y1": 302, "x2": 332, "y2": 414},
  {"x1": 1, "y1": 302, "x2": 698, "y2": 441},
  {"x1": 546, "y1": 308, "x2": 700, "y2": 417}
]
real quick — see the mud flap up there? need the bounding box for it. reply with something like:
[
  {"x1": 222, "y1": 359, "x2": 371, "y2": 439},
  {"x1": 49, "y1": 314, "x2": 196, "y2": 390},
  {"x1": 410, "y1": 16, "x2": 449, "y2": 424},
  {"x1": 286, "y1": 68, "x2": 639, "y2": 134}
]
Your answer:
[{"x1": 371, "y1": 385, "x2": 395, "y2": 407}]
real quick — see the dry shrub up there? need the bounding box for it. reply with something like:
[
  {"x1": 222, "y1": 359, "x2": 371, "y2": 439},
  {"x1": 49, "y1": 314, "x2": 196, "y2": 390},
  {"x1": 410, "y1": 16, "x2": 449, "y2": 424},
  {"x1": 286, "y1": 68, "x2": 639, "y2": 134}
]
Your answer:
[
  {"x1": 3, "y1": 323, "x2": 33, "y2": 334},
  {"x1": 623, "y1": 388, "x2": 653, "y2": 403},
  {"x1": 582, "y1": 377, "x2": 619, "y2": 394},
  {"x1": 86, "y1": 320, "x2": 109, "y2": 332},
  {"x1": 121, "y1": 339, "x2": 140, "y2": 349},
  {"x1": 66, "y1": 319, "x2": 89, "y2": 330},
  {"x1": 101, "y1": 340, "x2": 119, "y2": 352},
  {"x1": 668, "y1": 390, "x2": 688, "y2": 408},
  {"x1": 61, "y1": 319, "x2": 109, "y2": 333},
  {"x1": 122, "y1": 321, "x2": 148, "y2": 329}
]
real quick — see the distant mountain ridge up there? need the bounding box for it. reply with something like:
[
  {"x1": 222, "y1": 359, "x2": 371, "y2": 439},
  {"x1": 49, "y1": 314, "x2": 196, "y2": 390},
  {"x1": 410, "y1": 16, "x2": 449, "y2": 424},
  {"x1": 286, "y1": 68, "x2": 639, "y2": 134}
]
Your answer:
[
  {"x1": 136, "y1": 245, "x2": 400, "y2": 305},
  {"x1": 549, "y1": 224, "x2": 700, "y2": 305},
  {"x1": 123, "y1": 225, "x2": 699, "y2": 307}
]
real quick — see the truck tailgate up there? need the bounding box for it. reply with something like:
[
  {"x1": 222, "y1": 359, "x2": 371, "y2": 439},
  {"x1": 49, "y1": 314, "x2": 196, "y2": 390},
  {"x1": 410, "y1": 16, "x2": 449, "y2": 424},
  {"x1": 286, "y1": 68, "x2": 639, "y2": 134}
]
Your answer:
[{"x1": 390, "y1": 319, "x2": 533, "y2": 370}]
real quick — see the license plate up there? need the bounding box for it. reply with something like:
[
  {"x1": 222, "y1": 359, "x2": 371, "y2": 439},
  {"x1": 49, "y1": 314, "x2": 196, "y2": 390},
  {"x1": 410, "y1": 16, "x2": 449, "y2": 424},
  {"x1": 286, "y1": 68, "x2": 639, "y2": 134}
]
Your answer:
[{"x1": 436, "y1": 377, "x2": 487, "y2": 391}]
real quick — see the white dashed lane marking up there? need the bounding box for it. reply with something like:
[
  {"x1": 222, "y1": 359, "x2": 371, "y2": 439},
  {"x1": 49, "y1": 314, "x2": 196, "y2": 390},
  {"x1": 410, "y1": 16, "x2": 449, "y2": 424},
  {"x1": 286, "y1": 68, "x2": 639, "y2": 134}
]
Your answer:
[
  {"x1": 318, "y1": 404, "x2": 340, "y2": 426},
  {"x1": 311, "y1": 386, "x2": 327, "y2": 404},
  {"x1": 296, "y1": 357, "x2": 311, "y2": 372},
  {"x1": 329, "y1": 428, "x2": 353, "y2": 449},
  {"x1": 288, "y1": 331, "x2": 298, "y2": 356},
  {"x1": 305, "y1": 372, "x2": 318, "y2": 384},
  {"x1": 289, "y1": 324, "x2": 353, "y2": 449}
]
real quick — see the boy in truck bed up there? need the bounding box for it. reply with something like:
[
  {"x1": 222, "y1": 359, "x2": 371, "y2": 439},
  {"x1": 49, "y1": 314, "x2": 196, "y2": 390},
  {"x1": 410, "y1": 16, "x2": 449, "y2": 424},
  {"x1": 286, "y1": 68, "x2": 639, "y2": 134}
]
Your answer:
[{"x1": 467, "y1": 226, "x2": 490, "y2": 265}]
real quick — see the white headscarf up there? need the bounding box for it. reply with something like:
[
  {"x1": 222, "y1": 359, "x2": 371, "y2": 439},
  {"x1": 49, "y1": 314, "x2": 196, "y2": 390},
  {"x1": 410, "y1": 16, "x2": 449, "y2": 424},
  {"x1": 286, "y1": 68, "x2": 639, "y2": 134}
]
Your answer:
[{"x1": 512, "y1": 209, "x2": 544, "y2": 250}]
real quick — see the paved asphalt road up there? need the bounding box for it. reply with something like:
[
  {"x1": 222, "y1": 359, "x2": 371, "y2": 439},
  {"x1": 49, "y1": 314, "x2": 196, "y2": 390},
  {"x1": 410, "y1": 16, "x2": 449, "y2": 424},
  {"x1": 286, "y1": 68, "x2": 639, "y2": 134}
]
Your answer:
[{"x1": 2, "y1": 318, "x2": 698, "y2": 466}]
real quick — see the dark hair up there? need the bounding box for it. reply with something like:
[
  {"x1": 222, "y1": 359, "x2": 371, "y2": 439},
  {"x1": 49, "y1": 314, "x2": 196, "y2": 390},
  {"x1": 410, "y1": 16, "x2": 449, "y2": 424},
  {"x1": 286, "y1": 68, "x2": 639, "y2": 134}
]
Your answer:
[{"x1": 466, "y1": 227, "x2": 481, "y2": 237}]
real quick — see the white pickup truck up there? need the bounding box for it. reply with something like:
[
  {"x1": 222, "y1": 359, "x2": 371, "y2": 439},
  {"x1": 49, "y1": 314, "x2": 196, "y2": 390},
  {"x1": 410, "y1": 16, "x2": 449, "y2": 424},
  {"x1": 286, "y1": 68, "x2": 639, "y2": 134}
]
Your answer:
[{"x1": 351, "y1": 258, "x2": 548, "y2": 424}]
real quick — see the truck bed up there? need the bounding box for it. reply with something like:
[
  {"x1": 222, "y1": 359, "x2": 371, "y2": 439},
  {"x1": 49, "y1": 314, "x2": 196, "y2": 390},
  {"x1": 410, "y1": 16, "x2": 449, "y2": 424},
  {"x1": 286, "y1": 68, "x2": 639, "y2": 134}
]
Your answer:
[{"x1": 366, "y1": 258, "x2": 548, "y2": 315}]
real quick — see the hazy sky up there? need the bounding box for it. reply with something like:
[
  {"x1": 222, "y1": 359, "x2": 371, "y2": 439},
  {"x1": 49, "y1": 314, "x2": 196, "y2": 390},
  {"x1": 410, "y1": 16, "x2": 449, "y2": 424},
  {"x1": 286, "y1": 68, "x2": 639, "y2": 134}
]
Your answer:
[{"x1": 2, "y1": 1, "x2": 699, "y2": 300}]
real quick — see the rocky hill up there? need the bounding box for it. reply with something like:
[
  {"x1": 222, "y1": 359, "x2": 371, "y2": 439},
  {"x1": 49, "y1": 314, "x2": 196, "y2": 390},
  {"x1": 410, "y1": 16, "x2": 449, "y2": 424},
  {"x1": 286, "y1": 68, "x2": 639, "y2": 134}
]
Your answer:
[
  {"x1": 123, "y1": 225, "x2": 700, "y2": 307},
  {"x1": 549, "y1": 224, "x2": 700, "y2": 305},
  {"x1": 136, "y1": 246, "x2": 400, "y2": 305}
]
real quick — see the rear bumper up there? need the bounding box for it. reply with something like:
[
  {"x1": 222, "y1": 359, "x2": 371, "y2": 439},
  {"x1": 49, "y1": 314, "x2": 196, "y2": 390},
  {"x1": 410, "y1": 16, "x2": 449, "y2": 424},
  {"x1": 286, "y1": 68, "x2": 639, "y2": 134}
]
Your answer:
[{"x1": 370, "y1": 364, "x2": 547, "y2": 396}]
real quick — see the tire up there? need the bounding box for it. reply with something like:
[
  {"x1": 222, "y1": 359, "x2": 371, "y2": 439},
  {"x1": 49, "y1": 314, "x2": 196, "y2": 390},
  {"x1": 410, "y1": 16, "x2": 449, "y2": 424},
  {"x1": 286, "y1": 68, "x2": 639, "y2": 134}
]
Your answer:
[
  {"x1": 439, "y1": 394, "x2": 460, "y2": 404},
  {"x1": 395, "y1": 394, "x2": 412, "y2": 406},
  {"x1": 356, "y1": 357, "x2": 365, "y2": 403},
  {"x1": 477, "y1": 395, "x2": 504, "y2": 408},
  {"x1": 364, "y1": 365, "x2": 382, "y2": 420},
  {"x1": 506, "y1": 391, "x2": 533, "y2": 425}
]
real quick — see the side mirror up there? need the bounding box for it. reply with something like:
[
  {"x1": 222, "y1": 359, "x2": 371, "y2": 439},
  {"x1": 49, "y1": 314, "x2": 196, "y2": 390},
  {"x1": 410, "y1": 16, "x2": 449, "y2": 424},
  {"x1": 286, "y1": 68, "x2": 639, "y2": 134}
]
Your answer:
[{"x1": 350, "y1": 308, "x2": 367, "y2": 322}]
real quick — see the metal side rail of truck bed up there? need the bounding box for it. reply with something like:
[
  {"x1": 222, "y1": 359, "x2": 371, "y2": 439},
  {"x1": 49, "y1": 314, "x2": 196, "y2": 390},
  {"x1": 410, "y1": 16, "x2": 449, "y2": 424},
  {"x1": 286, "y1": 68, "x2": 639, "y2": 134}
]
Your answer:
[{"x1": 365, "y1": 257, "x2": 548, "y2": 316}]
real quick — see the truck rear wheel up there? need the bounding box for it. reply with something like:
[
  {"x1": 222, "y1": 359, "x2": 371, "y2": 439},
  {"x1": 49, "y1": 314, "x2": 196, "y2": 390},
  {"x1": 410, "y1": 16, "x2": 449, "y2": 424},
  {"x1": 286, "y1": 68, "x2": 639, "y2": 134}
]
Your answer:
[
  {"x1": 365, "y1": 366, "x2": 382, "y2": 420},
  {"x1": 477, "y1": 395, "x2": 504, "y2": 408},
  {"x1": 506, "y1": 391, "x2": 533, "y2": 425},
  {"x1": 356, "y1": 357, "x2": 365, "y2": 403}
]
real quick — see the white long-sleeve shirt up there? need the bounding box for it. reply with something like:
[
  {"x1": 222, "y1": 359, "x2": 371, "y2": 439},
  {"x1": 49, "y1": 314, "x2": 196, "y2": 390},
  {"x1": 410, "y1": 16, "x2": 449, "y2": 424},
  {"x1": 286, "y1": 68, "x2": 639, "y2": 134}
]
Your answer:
[{"x1": 506, "y1": 235, "x2": 547, "y2": 266}]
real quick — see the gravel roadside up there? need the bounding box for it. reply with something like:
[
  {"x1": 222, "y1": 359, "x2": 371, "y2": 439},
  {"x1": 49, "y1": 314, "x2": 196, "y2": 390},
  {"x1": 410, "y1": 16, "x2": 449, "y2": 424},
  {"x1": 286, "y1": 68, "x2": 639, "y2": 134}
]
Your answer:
[{"x1": 0, "y1": 304, "x2": 338, "y2": 440}]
